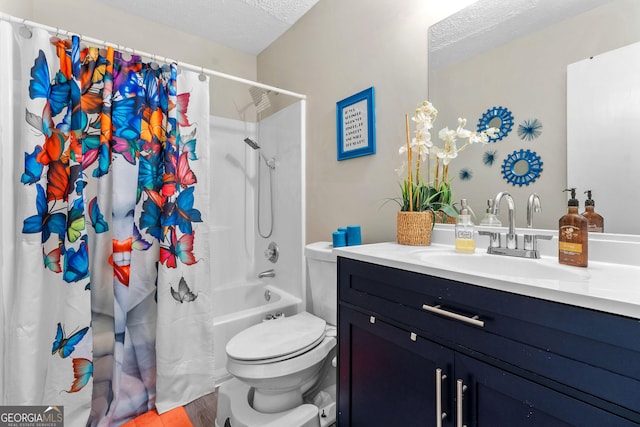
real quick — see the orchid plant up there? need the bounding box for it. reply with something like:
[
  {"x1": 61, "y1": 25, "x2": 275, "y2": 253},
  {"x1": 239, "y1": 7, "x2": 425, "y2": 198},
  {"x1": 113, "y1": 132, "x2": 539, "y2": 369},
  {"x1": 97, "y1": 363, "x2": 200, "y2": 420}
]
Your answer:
[{"x1": 396, "y1": 100, "x2": 497, "y2": 218}]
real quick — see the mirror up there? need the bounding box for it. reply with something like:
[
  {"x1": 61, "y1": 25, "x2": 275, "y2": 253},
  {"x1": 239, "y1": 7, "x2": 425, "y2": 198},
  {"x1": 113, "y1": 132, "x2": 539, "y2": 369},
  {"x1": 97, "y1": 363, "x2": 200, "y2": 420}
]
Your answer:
[
  {"x1": 512, "y1": 160, "x2": 529, "y2": 176},
  {"x1": 428, "y1": 0, "x2": 640, "y2": 233}
]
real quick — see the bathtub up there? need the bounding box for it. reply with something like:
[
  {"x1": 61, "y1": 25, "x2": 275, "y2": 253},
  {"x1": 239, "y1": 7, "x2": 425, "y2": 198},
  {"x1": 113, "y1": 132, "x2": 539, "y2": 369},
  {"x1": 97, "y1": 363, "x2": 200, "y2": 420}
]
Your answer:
[{"x1": 212, "y1": 281, "x2": 301, "y2": 383}]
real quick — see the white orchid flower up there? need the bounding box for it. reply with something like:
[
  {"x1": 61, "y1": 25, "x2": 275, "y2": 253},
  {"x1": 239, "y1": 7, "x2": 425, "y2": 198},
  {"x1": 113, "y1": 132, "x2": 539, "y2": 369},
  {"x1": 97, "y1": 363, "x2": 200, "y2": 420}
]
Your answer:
[
  {"x1": 413, "y1": 138, "x2": 431, "y2": 161},
  {"x1": 455, "y1": 118, "x2": 473, "y2": 139},
  {"x1": 485, "y1": 127, "x2": 498, "y2": 138},
  {"x1": 438, "y1": 127, "x2": 457, "y2": 143},
  {"x1": 436, "y1": 142, "x2": 458, "y2": 165},
  {"x1": 468, "y1": 131, "x2": 488, "y2": 145}
]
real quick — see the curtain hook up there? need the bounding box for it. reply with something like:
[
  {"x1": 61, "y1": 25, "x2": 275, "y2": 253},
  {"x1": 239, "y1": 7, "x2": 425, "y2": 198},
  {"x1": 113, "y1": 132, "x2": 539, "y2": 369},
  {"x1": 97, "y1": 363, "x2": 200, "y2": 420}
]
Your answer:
[{"x1": 199, "y1": 66, "x2": 206, "y2": 82}]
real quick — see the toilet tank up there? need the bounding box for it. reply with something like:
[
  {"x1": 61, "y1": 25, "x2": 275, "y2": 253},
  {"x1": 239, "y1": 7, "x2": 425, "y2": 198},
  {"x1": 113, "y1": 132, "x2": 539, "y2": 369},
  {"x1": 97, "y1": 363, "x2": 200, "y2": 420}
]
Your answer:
[{"x1": 304, "y1": 242, "x2": 337, "y2": 325}]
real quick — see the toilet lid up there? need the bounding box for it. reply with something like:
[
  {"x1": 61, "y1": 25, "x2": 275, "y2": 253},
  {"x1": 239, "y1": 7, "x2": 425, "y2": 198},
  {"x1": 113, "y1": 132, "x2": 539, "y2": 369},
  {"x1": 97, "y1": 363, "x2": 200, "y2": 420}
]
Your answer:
[{"x1": 226, "y1": 312, "x2": 327, "y2": 362}]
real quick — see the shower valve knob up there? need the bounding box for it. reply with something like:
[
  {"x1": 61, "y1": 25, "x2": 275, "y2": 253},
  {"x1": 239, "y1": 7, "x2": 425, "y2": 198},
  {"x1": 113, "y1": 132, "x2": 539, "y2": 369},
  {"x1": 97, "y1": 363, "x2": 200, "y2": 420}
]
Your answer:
[{"x1": 264, "y1": 242, "x2": 279, "y2": 263}]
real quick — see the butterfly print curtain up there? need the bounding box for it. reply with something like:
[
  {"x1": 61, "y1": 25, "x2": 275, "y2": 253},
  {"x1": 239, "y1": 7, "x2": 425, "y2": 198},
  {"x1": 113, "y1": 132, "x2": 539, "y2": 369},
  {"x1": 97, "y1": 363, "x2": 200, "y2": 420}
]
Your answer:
[{"x1": 0, "y1": 21, "x2": 214, "y2": 426}]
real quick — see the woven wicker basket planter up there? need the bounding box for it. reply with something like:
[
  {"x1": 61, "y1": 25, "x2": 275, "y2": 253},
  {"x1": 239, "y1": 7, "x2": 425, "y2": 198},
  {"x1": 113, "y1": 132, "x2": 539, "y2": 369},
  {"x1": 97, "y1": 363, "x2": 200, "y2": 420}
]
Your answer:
[
  {"x1": 435, "y1": 210, "x2": 457, "y2": 224},
  {"x1": 397, "y1": 211, "x2": 434, "y2": 246}
]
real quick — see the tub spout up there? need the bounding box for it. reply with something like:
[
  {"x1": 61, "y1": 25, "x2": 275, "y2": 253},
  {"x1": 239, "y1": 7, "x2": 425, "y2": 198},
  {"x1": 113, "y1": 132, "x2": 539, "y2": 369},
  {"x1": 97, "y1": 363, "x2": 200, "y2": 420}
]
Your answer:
[{"x1": 258, "y1": 269, "x2": 275, "y2": 279}]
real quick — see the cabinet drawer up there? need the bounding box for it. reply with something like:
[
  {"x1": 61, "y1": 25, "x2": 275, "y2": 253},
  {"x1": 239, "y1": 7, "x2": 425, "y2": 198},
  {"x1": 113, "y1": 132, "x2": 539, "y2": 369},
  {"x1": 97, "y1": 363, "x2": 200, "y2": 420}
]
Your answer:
[{"x1": 338, "y1": 257, "x2": 640, "y2": 419}]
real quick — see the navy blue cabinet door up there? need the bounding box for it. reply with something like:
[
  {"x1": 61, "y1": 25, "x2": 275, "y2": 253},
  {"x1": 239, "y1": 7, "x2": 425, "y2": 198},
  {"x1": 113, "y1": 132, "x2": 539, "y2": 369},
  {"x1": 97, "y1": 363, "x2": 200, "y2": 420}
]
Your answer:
[
  {"x1": 338, "y1": 306, "x2": 453, "y2": 427},
  {"x1": 455, "y1": 353, "x2": 639, "y2": 427}
]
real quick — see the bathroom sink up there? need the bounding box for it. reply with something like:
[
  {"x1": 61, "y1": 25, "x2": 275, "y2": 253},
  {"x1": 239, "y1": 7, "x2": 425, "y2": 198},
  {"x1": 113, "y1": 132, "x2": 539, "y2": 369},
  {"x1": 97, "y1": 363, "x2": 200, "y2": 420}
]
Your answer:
[{"x1": 414, "y1": 250, "x2": 590, "y2": 283}]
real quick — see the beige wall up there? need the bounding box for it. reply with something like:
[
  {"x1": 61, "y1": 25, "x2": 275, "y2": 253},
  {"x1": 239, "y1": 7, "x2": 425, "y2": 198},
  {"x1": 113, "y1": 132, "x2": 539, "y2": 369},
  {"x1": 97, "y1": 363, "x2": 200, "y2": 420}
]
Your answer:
[
  {"x1": 258, "y1": 0, "x2": 474, "y2": 244},
  {"x1": 0, "y1": 0, "x2": 257, "y2": 119},
  {"x1": 0, "y1": 0, "x2": 32, "y2": 17}
]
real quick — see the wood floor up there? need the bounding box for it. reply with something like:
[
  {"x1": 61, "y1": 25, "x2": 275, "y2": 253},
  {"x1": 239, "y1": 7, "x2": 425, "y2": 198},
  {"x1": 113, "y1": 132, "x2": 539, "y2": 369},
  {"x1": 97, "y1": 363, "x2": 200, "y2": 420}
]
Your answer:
[{"x1": 184, "y1": 389, "x2": 218, "y2": 427}]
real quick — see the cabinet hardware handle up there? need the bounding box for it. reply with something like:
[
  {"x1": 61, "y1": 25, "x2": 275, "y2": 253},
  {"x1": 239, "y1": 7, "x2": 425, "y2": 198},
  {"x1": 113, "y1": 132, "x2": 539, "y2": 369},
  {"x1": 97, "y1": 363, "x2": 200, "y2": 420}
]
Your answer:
[
  {"x1": 410, "y1": 332, "x2": 417, "y2": 341},
  {"x1": 456, "y1": 379, "x2": 468, "y2": 427},
  {"x1": 421, "y1": 304, "x2": 485, "y2": 328},
  {"x1": 369, "y1": 316, "x2": 376, "y2": 324},
  {"x1": 436, "y1": 368, "x2": 448, "y2": 427}
]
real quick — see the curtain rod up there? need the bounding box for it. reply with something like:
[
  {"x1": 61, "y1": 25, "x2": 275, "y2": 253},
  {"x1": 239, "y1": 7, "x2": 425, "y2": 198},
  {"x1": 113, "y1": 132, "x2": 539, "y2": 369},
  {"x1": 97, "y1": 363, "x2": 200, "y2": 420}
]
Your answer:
[{"x1": 0, "y1": 12, "x2": 306, "y2": 100}]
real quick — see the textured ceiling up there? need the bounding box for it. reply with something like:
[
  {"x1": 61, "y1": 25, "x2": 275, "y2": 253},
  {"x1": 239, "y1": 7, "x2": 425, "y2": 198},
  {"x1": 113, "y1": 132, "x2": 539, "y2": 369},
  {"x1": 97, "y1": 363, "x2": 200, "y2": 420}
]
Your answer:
[
  {"x1": 429, "y1": 0, "x2": 612, "y2": 70},
  {"x1": 98, "y1": 0, "x2": 320, "y2": 55}
]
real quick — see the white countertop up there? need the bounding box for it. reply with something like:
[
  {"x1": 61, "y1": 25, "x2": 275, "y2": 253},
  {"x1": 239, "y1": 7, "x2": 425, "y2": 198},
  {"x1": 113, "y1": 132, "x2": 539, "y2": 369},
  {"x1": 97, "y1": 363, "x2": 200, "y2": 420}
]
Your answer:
[{"x1": 334, "y1": 240, "x2": 640, "y2": 320}]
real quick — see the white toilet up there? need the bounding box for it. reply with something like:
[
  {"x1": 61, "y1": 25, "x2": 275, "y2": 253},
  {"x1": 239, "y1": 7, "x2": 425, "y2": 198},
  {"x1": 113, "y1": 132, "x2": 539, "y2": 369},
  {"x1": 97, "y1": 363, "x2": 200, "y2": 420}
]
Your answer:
[{"x1": 216, "y1": 242, "x2": 337, "y2": 427}]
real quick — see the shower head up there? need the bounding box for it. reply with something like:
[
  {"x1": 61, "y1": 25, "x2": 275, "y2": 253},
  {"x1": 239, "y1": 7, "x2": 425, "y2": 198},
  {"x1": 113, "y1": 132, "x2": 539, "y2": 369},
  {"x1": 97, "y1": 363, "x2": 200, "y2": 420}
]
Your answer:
[
  {"x1": 243, "y1": 138, "x2": 276, "y2": 170},
  {"x1": 249, "y1": 86, "x2": 272, "y2": 114},
  {"x1": 244, "y1": 137, "x2": 261, "y2": 150}
]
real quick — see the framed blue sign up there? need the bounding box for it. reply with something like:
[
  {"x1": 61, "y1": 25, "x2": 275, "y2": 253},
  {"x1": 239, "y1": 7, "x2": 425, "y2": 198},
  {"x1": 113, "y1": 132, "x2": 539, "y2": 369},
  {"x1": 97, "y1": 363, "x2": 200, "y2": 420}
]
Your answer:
[{"x1": 336, "y1": 87, "x2": 376, "y2": 160}]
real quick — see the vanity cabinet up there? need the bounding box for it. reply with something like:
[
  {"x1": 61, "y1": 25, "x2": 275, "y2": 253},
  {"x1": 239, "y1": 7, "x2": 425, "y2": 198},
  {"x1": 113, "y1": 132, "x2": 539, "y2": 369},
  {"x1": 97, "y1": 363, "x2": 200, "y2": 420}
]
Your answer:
[{"x1": 337, "y1": 257, "x2": 640, "y2": 427}]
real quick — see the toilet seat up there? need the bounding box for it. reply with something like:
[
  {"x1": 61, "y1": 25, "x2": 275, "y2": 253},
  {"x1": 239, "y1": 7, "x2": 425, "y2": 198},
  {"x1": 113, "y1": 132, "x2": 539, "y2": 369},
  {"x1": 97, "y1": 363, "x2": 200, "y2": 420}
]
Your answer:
[{"x1": 226, "y1": 312, "x2": 327, "y2": 363}]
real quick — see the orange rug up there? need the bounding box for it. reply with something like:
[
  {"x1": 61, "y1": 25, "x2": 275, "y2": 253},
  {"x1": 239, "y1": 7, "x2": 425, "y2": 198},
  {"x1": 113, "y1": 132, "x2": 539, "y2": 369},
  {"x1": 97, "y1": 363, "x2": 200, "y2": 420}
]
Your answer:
[{"x1": 121, "y1": 406, "x2": 194, "y2": 427}]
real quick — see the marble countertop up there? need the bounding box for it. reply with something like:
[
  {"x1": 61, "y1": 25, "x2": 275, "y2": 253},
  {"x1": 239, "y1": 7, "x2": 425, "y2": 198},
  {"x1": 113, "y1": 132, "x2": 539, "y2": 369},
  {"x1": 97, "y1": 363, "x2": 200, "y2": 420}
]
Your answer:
[{"x1": 334, "y1": 241, "x2": 640, "y2": 320}]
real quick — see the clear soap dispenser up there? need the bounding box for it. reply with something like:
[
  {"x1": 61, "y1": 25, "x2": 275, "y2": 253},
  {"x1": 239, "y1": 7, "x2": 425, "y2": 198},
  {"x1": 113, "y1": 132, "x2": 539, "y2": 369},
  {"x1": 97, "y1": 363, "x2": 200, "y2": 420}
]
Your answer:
[
  {"x1": 455, "y1": 199, "x2": 476, "y2": 253},
  {"x1": 479, "y1": 199, "x2": 502, "y2": 227},
  {"x1": 582, "y1": 190, "x2": 604, "y2": 233}
]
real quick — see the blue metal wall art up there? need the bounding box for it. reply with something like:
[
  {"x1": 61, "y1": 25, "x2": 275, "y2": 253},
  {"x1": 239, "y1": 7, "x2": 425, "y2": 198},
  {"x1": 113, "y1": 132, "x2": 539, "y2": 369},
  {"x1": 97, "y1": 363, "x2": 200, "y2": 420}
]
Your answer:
[
  {"x1": 501, "y1": 149, "x2": 543, "y2": 186},
  {"x1": 477, "y1": 106, "x2": 513, "y2": 142}
]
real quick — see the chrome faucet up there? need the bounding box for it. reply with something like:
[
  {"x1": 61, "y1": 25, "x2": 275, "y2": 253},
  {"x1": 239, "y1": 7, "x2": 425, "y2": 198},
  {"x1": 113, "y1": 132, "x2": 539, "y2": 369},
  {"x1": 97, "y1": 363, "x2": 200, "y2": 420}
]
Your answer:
[
  {"x1": 524, "y1": 193, "x2": 552, "y2": 254},
  {"x1": 493, "y1": 191, "x2": 517, "y2": 249},
  {"x1": 526, "y1": 193, "x2": 541, "y2": 228},
  {"x1": 258, "y1": 269, "x2": 275, "y2": 279},
  {"x1": 479, "y1": 192, "x2": 552, "y2": 259},
  {"x1": 524, "y1": 193, "x2": 541, "y2": 251}
]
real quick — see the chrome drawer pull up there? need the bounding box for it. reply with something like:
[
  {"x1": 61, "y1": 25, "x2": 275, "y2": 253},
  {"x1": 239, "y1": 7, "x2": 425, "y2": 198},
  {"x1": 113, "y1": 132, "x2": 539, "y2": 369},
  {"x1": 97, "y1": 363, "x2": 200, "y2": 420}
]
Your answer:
[
  {"x1": 456, "y1": 379, "x2": 468, "y2": 427},
  {"x1": 436, "y1": 368, "x2": 448, "y2": 427},
  {"x1": 422, "y1": 304, "x2": 485, "y2": 328}
]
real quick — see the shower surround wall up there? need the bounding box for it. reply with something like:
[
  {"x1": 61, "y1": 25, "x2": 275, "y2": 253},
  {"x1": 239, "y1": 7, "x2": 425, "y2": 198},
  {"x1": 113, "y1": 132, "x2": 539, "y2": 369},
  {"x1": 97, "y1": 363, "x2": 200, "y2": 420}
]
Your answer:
[{"x1": 208, "y1": 100, "x2": 305, "y2": 321}]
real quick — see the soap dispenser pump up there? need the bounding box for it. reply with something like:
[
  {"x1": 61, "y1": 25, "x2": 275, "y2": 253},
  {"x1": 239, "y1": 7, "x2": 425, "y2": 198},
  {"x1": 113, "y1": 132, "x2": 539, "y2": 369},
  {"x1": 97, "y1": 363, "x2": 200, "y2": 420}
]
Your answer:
[
  {"x1": 558, "y1": 188, "x2": 588, "y2": 267},
  {"x1": 479, "y1": 199, "x2": 502, "y2": 227},
  {"x1": 582, "y1": 190, "x2": 604, "y2": 233},
  {"x1": 455, "y1": 199, "x2": 476, "y2": 254}
]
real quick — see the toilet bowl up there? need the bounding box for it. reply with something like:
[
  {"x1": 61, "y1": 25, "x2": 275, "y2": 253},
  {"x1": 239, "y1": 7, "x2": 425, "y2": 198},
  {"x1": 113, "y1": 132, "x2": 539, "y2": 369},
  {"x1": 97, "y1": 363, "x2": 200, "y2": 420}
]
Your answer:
[
  {"x1": 226, "y1": 312, "x2": 336, "y2": 413},
  {"x1": 218, "y1": 242, "x2": 337, "y2": 425}
]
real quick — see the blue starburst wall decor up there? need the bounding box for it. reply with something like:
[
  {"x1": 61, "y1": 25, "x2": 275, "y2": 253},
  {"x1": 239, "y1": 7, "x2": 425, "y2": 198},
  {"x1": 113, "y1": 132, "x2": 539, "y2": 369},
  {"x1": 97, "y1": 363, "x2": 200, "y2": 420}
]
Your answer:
[
  {"x1": 483, "y1": 150, "x2": 497, "y2": 166},
  {"x1": 477, "y1": 106, "x2": 513, "y2": 142},
  {"x1": 459, "y1": 168, "x2": 472, "y2": 181},
  {"x1": 501, "y1": 149, "x2": 543, "y2": 187},
  {"x1": 517, "y1": 118, "x2": 543, "y2": 141}
]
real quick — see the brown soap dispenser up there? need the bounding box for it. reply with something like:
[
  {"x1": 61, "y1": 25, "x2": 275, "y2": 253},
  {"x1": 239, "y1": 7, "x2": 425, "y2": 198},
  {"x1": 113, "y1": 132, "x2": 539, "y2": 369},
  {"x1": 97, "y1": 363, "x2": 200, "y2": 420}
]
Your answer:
[
  {"x1": 582, "y1": 190, "x2": 604, "y2": 233},
  {"x1": 559, "y1": 188, "x2": 588, "y2": 267}
]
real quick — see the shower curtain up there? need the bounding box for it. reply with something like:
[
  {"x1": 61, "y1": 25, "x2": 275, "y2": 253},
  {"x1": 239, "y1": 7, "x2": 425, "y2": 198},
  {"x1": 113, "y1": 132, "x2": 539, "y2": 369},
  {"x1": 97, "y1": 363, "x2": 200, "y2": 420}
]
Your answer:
[{"x1": 0, "y1": 21, "x2": 214, "y2": 426}]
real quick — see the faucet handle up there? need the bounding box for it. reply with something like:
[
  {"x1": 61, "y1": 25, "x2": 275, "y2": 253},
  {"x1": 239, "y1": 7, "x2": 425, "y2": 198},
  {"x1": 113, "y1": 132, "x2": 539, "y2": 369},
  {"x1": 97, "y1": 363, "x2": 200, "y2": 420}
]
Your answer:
[
  {"x1": 523, "y1": 233, "x2": 552, "y2": 251},
  {"x1": 478, "y1": 230, "x2": 501, "y2": 248},
  {"x1": 264, "y1": 242, "x2": 279, "y2": 263}
]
